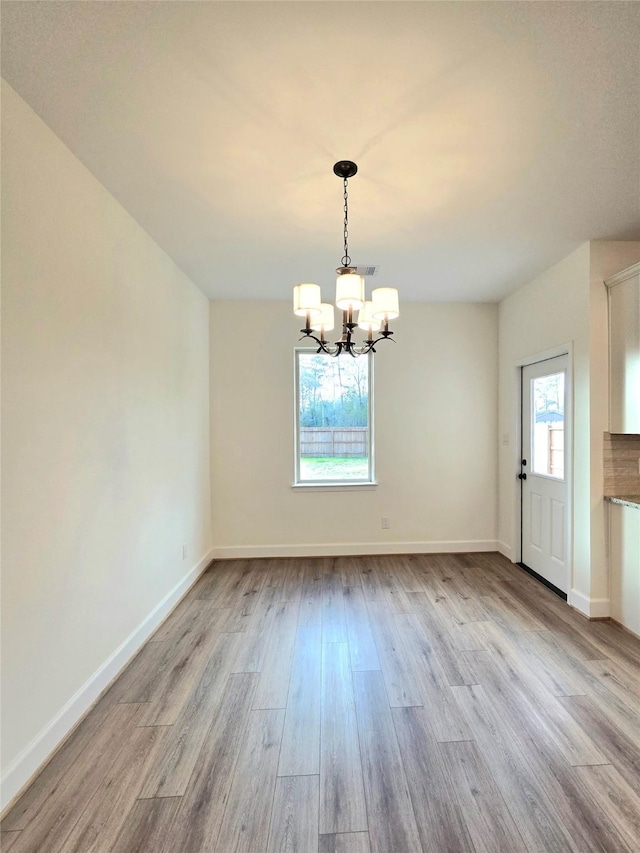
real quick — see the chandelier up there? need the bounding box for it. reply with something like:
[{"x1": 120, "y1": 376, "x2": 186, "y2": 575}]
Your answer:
[{"x1": 293, "y1": 161, "x2": 399, "y2": 356}]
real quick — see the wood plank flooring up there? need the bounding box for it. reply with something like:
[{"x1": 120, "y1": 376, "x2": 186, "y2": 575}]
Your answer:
[{"x1": 3, "y1": 552, "x2": 640, "y2": 852}]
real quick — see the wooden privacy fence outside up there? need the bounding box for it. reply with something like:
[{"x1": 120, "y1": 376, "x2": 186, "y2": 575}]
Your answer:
[
  {"x1": 549, "y1": 424, "x2": 565, "y2": 478},
  {"x1": 300, "y1": 427, "x2": 368, "y2": 457}
]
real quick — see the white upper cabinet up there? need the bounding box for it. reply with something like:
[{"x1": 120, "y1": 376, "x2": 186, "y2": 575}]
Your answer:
[{"x1": 607, "y1": 263, "x2": 640, "y2": 435}]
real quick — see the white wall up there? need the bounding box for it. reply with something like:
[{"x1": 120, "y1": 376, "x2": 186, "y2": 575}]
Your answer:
[
  {"x1": 210, "y1": 300, "x2": 498, "y2": 555},
  {"x1": 589, "y1": 242, "x2": 640, "y2": 602},
  {"x1": 498, "y1": 244, "x2": 591, "y2": 585},
  {"x1": 498, "y1": 240, "x2": 640, "y2": 615},
  {"x1": 1, "y1": 82, "x2": 212, "y2": 806}
]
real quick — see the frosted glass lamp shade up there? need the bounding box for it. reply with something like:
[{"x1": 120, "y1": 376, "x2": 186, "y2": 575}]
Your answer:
[
  {"x1": 311, "y1": 303, "x2": 335, "y2": 332},
  {"x1": 335, "y1": 273, "x2": 365, "y2": 310},
  {"x1": 357, "y1": 301, "x2": 381, "y2": 333},
  {"x1": 293, "y1": 283, "x2": 322, "y2": 317},
  {"x1": 371, "y1": 287, "x2": 399, "y2": 320}
]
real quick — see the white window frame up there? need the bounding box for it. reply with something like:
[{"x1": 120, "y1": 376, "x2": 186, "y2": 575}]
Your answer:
[{"x1": 293, "y1": 347, "x2": 376, "y2": 488}]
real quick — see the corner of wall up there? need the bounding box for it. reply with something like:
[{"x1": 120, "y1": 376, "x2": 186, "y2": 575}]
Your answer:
[
  {"x1": 497, "y1": 540, "x2": 513, "y2": 561},
  {"x1": 569, "y1": 588, "x2": 610, "y2": 619}
]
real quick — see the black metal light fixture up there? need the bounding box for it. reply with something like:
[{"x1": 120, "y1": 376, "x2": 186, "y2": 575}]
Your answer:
[{"x1": 293, "y1": 161, "x2": 399, "y2": 356}]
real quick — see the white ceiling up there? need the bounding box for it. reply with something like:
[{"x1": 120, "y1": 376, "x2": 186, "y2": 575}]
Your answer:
[{"x1": 2, "y1": 1, "x2": 639, "y2": 303}]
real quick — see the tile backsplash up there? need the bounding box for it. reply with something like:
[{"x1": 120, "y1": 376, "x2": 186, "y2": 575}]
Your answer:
[{"x1": 603, "y1": 432, "x2": 640, "y2": 496}]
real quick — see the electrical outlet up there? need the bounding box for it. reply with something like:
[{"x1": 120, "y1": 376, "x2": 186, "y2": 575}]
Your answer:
[
  {"x1": 381, "y1": 516, "x2": 390, "y2": 529},
  {"x1": 502, "y1": 433, "x2": 510, "y2": 446},
  {"x1": 182, "y1": 544, "x2": 187, "y2": 560}
]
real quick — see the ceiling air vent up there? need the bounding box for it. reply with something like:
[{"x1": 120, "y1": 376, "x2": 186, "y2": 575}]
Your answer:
[{"x1": 353, "y1": 265, "x2": 378, "y2": 276}]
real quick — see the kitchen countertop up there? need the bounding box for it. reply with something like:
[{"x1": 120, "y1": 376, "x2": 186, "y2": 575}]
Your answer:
[{"x1": 605, "y1": 495, "x2": 640, "y2": 509}]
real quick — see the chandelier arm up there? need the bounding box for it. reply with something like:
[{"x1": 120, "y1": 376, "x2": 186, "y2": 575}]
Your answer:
[
  {"x1": 368, "y1": 332, "x2": 395, "y2": 347},
  {"x1": 298, "y1": 330, "x2": 338, "y2": 355},
  {"x1": 350, "y1": 341, "x2": 375, "y2": 356}
]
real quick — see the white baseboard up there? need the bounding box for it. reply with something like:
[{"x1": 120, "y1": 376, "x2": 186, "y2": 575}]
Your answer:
[
  {"x1": 0, "y1": 547, "x2": 214, "y2": 814},
  {"x1": 497, "y1": 540, "x2": 513, "y2": 560},
  {"x1": 210, "y1": 540, "x2": 498, "y2": 559},
  {"x1": 569, "y1": 588, "x2": 610, "y2": 619}
]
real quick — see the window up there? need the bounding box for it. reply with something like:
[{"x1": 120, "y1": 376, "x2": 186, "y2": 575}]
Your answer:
[
  {"x1": 531, "y1": 371, "x2": 565, "y2": 479},
  {"x1": 294, "y1": 349, "x2": 374, "y2": 485}
]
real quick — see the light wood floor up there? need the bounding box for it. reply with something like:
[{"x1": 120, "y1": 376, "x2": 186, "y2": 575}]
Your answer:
[{"x1": 3, "y1": 553, "x2": 640, "y2": 853}]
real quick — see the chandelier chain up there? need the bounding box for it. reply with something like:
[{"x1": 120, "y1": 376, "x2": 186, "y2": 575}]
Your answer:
[{"x1": 342, "y1": 177, "x2": 350, "y2": 267}]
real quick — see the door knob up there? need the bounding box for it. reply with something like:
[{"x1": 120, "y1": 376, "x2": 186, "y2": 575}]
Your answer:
[{"x1": 518, "y1": 472, "x2": 527, "y2": 480}]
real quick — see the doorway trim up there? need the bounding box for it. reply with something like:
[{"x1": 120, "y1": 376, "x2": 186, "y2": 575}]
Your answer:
[{"x1": 509, "y1": 343, "x2": 574, "y2": 594}]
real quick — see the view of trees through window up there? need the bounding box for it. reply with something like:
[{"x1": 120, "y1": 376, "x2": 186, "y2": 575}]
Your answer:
[{"x1": 297, "y1": 352, "x2": 371, "y2": 481}]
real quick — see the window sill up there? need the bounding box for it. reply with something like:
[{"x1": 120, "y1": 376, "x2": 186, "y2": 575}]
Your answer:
[{"x1": 291, "y1": 482, "x2": 378, "y2": 492}]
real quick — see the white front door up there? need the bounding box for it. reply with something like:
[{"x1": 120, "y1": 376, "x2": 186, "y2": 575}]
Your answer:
[{"x1": 521, "y1": 355, "x2": 570, "y2": 594}]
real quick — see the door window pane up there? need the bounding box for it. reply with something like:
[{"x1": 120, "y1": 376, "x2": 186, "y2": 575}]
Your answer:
[
  {"x1": 531, "y1": 372, "x2": 565, "y2": 479},
  {"x1": 295, "y1": 351, "x2": 373, "y2": 484}
]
